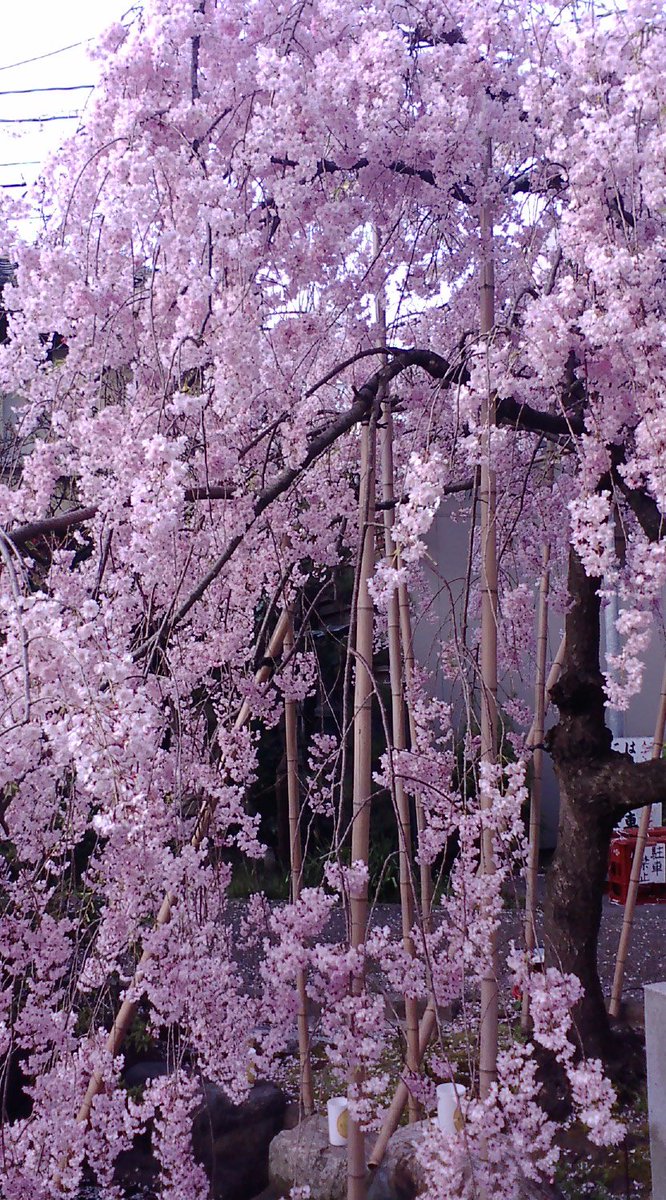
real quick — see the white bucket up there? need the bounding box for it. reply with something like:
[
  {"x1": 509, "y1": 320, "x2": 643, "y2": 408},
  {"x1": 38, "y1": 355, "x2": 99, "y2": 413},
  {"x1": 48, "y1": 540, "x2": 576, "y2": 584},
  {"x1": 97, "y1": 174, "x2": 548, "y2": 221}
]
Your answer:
[
  {"x1": 436, "y1": 1081, "x2": 465, "y2": 1135},
  {"x1": 327, "y1": 1096, "x2": 348, "y2": 1146}
]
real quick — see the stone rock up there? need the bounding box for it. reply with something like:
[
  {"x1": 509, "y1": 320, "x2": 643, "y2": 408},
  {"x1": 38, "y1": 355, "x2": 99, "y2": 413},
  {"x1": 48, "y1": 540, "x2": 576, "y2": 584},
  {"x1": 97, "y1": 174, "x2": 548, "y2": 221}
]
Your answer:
[
  {"x1": 269, "y1": 1115, "x2": 349, "y2": 1200},
  {"x1": 112, "y1": 1142, "x2": 159, "y2": 1194},
  {"x1": 270, "y1": 1117, "x2": 565, "y2": 1200},
  {"x1": 249, "y1": 1188, "x2": 280, "y2": 1200},
  {"x1": 123, "y1": 1059, "x2": 170, "y2": 1089},
  {"x1": 269, "y1": 1117, "x2": 429, "y2": 1200},
  {"x1": 283, "y1": 1101, "x2": 303, "y2": 1131},
  {"x1": 115, "y1": 1065, "x2": 286, "y2": 1200},
  {"x1": 368, "y1": 1122, "x2": 428, "y2": 1200},
  {"x1": 369, "y1": 1122, "x2": 565, "y2": 1200},
  {"x1": 193, "y1": 1080, "x2": 287, "y2": 1200}
]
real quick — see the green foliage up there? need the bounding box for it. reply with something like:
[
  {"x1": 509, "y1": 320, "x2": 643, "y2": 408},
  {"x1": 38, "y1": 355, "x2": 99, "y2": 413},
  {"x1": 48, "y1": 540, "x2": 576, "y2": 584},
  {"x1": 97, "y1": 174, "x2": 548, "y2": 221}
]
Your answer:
[{"x1": 228, "y1": 858, "x2": 290, "y2": 900}]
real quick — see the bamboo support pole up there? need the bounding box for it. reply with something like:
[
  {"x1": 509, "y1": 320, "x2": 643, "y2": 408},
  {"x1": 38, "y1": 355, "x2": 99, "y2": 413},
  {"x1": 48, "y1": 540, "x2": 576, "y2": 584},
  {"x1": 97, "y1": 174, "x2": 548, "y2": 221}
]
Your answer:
[
  {"x1": 347, "y1": 414, "x2": 377, "y2": 1200},
  {"x1": 609, "y1": 661, "x2": 666, "y2": 1018},
  {"x1": 368, "y1": 1002, "x2": 437, "y2": 1169},
  {"x1": 525, "y1": 635, "x2": 565, "y2": 750},
  {"x1": 380, "y1": 402, "x2": 420, "y2": 1122},
  {"x1": 284, "y1": 609, "x2": 315, "y2": 1115},
  {"x1": 397, "y1": 582, "x2": 434, "y2": 926},
  {"x1": 478, "y1": 139, "x2": 499, "y2": 1102},
  {"x1": 522, "y1": 543, "x2": 551, "y2": 1030},
  {"x1": 372, "y1": 234, "x2": 420, "y2": 1121},
  {"x1": 74, "y1": 609, "x2": 291, "y2": 1130},
  {"x1": 365, "y1": 571, "x2": 440, "y2": 1164}
]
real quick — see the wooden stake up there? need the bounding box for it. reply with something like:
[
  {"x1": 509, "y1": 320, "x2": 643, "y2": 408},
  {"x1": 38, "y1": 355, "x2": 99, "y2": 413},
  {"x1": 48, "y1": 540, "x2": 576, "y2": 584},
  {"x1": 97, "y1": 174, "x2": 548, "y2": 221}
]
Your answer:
[
  {"x1": 478, "y1": 138, "x2": 499, "y2": 1102},
  {"x1": 525, "y1": 635, "x2": 565, "y2": 750},
  {"x1": 284, "y1": 608, "x2": 315, "y2": 1115},
  {"x1": 380, "y1": 401, "x2": 420, "y2": 1122},
  {"x1": 609, "y1": 661, "x2": 666, "y2": 1018},
  {"x1": 347, "y1": 414, "x2": 377, "y2": 1200},
  {"x1": 372, "y1": 229, "x2": 420, "y2": 1120},
  {"x1": 397, "y1": 582, "x2": 434, "y2": 927},
  {"x1": 368, "y1": 1003, "x2": 437, "y2": 1169},
  {"x1": 522, "y1": 543, "x2": 551, "y2": 1030},
  {"x1": 74, "y1": 610, "x2": 291, "y2": 1130}
]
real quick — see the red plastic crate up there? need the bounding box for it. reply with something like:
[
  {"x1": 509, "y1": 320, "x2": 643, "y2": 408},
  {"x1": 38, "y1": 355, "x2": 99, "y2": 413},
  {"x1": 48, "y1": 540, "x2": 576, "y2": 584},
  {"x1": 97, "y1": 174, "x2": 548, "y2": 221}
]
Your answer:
[{"x1": 607, "y1": 827, "x2": 666, "y2": 905}]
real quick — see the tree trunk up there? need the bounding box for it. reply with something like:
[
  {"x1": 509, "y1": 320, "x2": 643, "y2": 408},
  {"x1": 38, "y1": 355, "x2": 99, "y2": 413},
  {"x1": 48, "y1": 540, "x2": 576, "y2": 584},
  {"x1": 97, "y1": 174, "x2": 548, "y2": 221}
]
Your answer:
[
  {"x1": 543, "y1": 786, "x2": 616, "y2": 1056},
  {"x1": 544, "y1": 548, "x2": 615, "y2": 1056},
  {"x1": 528, "y1": 527, "x2": 666, "y2": 1065}
]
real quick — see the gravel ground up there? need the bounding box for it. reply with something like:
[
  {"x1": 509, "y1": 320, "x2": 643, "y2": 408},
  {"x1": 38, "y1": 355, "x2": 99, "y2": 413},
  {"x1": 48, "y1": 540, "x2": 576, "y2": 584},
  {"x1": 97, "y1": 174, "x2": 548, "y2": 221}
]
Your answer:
[{"x1": 227, "y1": 875, "x2": 666, "y2": 1009}]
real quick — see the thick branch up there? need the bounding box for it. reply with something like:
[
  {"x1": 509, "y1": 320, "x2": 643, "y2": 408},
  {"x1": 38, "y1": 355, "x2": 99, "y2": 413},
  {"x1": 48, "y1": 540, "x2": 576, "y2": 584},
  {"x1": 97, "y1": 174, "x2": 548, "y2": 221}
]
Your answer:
[
  {"x1": 271, "y1": 150, "x2": 559, "y2": 205},
  {"x1": 496, "y1": 395, "x2": 584, "y2": 439},
  {"x1": 8, "y1": 506, "x2": 99, "y2": 547},
  {"x1": 6, "y1": 485, "x2": 234, "y2": 549},
  {"x1": 6, "y1": 350, "x2": 457, "y2": 558},
  {"x1": 10, "y1": 379, "x2": 664, "y2": 574},
  {"x1": 609, "y1": 443, "x2": 665, "y2": 543},
  {"x1": 593, "y1": 756, "x2": 666, "y2": 819}
]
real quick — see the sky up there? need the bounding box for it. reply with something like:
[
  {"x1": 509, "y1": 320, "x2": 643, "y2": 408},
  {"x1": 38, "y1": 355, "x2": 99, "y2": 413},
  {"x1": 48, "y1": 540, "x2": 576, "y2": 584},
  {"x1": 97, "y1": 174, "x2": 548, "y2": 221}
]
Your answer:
[{"x1": 0, "y1": 1, "x2": 137, "y2": 196}]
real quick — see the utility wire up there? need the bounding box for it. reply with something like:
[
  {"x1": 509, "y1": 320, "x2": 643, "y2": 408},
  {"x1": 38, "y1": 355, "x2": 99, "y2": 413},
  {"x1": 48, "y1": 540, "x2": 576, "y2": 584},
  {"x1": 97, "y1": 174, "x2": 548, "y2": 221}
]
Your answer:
[
  {"x1": 0, "y1": 115, "x2": 80, "y2": 124},
  {"x1": 0, "y1": 160, "x2": 40, "y2": 167},
  {"x1": 0, "y1": 40, "x2": 93, "y2": 73},
  {"x1": 0, "y1": 85, "x2": 94, "y2": 96}
]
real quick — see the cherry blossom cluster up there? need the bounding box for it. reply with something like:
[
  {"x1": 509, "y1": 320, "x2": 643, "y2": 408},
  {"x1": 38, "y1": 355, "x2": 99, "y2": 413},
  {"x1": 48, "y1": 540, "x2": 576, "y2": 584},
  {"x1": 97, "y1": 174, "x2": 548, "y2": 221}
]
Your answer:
[{"x1": 0, "y1": 0, "x2": 661, "y2": 1193}]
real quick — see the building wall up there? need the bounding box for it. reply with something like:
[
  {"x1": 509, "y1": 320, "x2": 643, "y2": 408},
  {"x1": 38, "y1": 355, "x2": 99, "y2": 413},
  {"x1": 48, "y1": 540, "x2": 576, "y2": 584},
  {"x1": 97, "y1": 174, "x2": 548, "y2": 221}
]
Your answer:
[{"x1": 413, "y1": 498, "x2": 666, "y2": 849}]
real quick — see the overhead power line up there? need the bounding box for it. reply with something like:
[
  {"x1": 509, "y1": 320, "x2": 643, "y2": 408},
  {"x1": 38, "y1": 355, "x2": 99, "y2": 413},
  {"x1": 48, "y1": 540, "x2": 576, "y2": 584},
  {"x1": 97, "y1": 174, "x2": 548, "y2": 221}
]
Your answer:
[
  {"x1": 0, "y1": 160, "x2": 40, "y2": 167},
  {"x1": 0, "y1": 115, "x2": 80, "y2": 124},
  {"x1": 0, "y1": 85, "x2": 94, "y2": 96},
  {"x1": 0, "y1": 39, "x2": 93, "y2": 73}
]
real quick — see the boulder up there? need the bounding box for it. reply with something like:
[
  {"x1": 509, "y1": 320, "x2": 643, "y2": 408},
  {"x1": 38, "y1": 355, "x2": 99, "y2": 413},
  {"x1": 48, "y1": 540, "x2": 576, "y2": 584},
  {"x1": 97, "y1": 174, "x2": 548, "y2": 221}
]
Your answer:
[
  {"x1": 369, "y1": 1122, "x2": 565, "y2": 1200},
  {"x1": 368, "y1": 1122, "x2": 428, "y2": 1200},
  {"x1": 117, "y1": 1063, "x2": 286, "y2": 1200},
  {"x1": 123, "y1": 1059, "x2": 170, "y2": 1089},
  {"x1": 270, "y1": 1115, "x2": 349, "y2": 1200},
  {"x1": 269, "y1": 1117, "x2": 565, "y2": 1200},
  {"x1": 193, "y1": 1079, "x2": 287, "y2": 1200}
]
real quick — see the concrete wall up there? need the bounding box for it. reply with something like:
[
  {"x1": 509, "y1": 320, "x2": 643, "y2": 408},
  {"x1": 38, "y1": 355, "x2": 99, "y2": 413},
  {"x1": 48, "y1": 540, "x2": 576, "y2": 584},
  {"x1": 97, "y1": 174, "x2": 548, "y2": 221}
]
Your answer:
[{"x1": 412, "y1": 498, "x2": 666, "y2": 849}]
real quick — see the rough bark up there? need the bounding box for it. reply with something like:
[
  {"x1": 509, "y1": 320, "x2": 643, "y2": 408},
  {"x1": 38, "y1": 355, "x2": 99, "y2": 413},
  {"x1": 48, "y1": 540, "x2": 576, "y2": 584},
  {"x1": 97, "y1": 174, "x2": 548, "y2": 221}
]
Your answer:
[
  {"x1": 544, "y1": 787, "x2": 617, "y2": 1056},
  {"x1": 545, "y1": 549, "x2": 666, "y2": 1057}
]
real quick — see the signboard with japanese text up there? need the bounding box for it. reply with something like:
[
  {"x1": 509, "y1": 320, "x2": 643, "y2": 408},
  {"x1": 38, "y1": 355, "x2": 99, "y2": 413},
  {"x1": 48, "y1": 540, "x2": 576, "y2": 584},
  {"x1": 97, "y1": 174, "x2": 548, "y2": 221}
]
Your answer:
[
  {"x1": 611, "y1": 737, "x2": 663, "y2": 830},
  {"x1": 640, "y1": 842, "x2": 666, "y2": 885}
]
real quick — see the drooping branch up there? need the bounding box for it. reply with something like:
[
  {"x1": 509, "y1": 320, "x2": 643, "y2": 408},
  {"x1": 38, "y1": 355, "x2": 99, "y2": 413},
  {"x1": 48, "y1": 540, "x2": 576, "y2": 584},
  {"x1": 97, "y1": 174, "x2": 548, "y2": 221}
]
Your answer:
[
  {"x1": 72, "y1": 607, "x2": 292, "y2": 1138},
  {"x1": 478, "y1": 134, "x2": 500, "y2": 1101}
]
